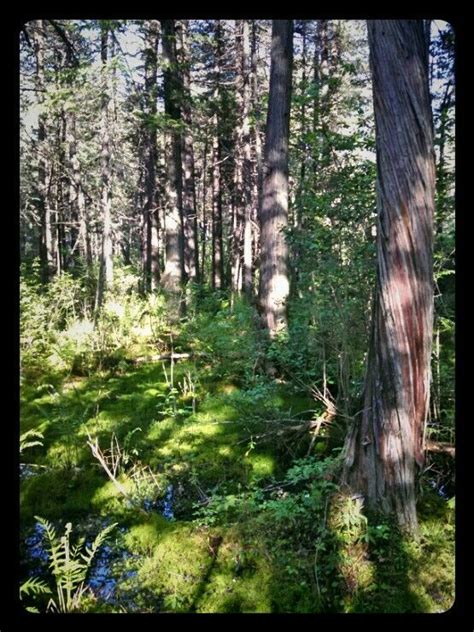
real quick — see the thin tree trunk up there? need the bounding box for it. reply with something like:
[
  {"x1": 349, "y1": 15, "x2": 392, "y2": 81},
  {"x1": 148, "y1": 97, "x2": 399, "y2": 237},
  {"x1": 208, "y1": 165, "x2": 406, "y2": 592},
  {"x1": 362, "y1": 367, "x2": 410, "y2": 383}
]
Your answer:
[
  {"x1": 96, "y1": 23, "x2": 114, "y2": 310},
  {"x1": 60, "y1": 108, "x2": 74, "y2": 271},
  {"x1": 161, "y1": 19, "x2": 184, "y2": 295},
  {"x1": 200, "y1": 136, "x2": 208, "y2": 281},
  {"x1": 212, "y1": 115, "x2": 224, "y2": 290},
  {"x1": 251, "y1": 21, "x2": 262, "y2": 278},
  {"x1": 231, "y1": 20, "x2": 245, "y2": 296},
  {"x1": 32, "y1": 20, "x2": 54, "y2": 282},
  {"x1": 342, "y1": 20, "x2": 436, "y2": 533},
  {"x1": 317, "y1": 20, "x2": 329, "y2": 169},
  {"x1": 259, "y1": 20, "x2": 293, "y2": 337},
  {"x1": 143, "y1": 20, "x2": 160, "y2": 292},
  {"x1": 67, "y1": 109, "x2": 91, "y2": 266},
  {"x1": 211, "y1": 21, "x2": 224, "y2": 290},
  {"x1": 435, "y1": 80, "x2": 453, "y2": 234},
  {"x1": 241, "y1": 20, "x2": 253, "y2": 299},
  {"x1": 177, "y1": 20, "x2": 199, "y2": 283},
  {"x1": 296, "y1": 20, "x2": 307, "y2": 229}
]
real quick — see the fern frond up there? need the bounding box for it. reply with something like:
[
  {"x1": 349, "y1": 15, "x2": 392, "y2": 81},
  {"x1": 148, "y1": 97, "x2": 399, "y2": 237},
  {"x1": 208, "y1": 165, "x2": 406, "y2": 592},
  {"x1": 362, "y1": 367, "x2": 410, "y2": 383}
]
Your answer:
[
  {"x1": 20, "y1": 430, "x2": 44, "y2": 454},
  {"x1": 20, "y1": 440, "x2": 43, "y2": 452},
  {"x1": 93, "y1": 522, "x2": 118, "y2": 549},
  {"x1": 19, "y1": 576, "x2": 51, "y2": 598},
  {"x1": 34, "y1": 515, "x2": 56, "y2": 543}
]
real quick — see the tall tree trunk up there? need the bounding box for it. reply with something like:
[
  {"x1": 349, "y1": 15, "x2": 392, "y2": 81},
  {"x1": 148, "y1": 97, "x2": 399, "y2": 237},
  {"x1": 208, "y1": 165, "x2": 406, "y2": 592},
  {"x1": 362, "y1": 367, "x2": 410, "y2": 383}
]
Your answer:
[
  {"x1": 259, "y1": 20, "x2": 293, "y2": 337},
  {"x1": 232, "y1": 20, "x2": 253, "y2": 299},
  {"x1": 342, "y1": 20, "x2": 436, "y2": 533},
  {"x1": 211, "y1": 21, "x2": 224, "y2": 290},
  {"x1": 296, "y1": 20, "x2": 307, "y2": 229},
  {"x1": 96, "y1": 23, "x2": 114, "y2": 310},
  {"x1": 212, "y1": 116, "x2": 224, "y2": 290},
  {"x1": 316, "y1": 20, "x2": 330, "y2": 170},
  {"x1": 250, "y1": 21, "x2": 263, "y2": 279},
  {"x1": 177, "y1": 20, "x2": 199, "y2": 283},
  {"x1": 143, "y1": 20, "x2": 160, "y2": 292},
  {"x1": 56, "y1": 107, "x2": 70, "y2": 272},
  {"x1": 161, "y1": 19, "x2": 184, "y2": 294},
  {"x1": 200, "y1": 135, "x2": 209, "y2": 281},
  {"x1": 435, "y1": 80, "x2": 453, "y2": 234},
  {"x1": 32, "y1": 20, "x2": 54, "y2": 283},
  {"x1": 231, "y1": 20, "x2": 245, "y2": 296},
  {"x1": 67, "y1": 109, "x2": 92, "y2": 267},
  {"x1": 241, "y1": 20, "x2": 253, "y2": 299}
]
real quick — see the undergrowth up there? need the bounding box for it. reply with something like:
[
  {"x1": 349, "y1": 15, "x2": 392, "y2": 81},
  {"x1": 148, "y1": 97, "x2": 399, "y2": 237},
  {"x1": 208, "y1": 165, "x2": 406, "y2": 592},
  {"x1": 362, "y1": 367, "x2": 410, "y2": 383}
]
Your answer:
[{"x1": 20, "y1": 265, "x2": 455, "y2": 613}]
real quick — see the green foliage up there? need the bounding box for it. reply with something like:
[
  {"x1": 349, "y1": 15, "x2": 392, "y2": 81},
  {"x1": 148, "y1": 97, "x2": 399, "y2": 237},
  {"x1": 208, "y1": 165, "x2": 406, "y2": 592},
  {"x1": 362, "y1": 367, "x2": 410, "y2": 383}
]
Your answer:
[
  {"x1": 20, "y1": 429, "x2": 44, "y2": 454},
  {"x1": 20, "y1": 262, "x2": 172, "y2": 378},
  {"x1": 19, "y1": 576, "x2": 52, "y2": 613},
  {"x1": 181, "y1": 295, "x2": 263, "y2": 386},
  {"x1": 29, "y1": 517, "x2": 117, "y2": 613}
]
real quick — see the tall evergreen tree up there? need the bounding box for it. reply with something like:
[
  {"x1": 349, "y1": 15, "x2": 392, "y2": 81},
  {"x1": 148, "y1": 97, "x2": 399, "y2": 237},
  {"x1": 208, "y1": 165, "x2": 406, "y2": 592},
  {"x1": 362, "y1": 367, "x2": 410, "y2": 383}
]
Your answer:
[
  {"x1": 161, "y1": 19, "x2": 184, "y2": 294},
  {"x1": 342, "y1": 20, "x2": 436, "y2": 532},
  {"x1": 96, "y1": 22, "x2": 114, "y2": 309},
  {"x1": 259, "y1": 20, "x2": 293, "y2": 337}
]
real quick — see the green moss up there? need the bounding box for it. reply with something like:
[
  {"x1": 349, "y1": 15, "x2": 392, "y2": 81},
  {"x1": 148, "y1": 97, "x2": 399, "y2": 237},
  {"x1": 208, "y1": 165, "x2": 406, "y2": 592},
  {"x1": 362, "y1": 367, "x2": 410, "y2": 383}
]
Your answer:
[
  {"x1": 125, "y1": 517, "x2": 212, "y2": 611},
  {"x1": 193, "y1": 528, "x2": 273, "y2": 613},
  {"x1": 21, "y1": 468, "x2": 104, "y2": 523},
  {"x1": 246, "y1": 453, "x2": 275, "y2": 480},
  {"x1": 20, "y1": 328, "x2": 454, "y2": 614}
]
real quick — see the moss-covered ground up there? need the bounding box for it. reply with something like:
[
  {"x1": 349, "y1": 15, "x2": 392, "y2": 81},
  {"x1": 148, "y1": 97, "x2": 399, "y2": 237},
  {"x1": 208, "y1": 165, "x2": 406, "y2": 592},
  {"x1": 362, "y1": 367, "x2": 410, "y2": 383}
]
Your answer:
[{"x1": 20, "y1": 325, "x2": 455, "y2": 614}]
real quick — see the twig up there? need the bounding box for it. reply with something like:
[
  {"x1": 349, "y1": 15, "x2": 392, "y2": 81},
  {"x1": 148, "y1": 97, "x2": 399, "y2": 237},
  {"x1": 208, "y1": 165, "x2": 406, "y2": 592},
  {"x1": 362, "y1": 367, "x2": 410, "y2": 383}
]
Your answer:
[{"x1": 86, "y1": 431, "x2": 130, "y2": 500}]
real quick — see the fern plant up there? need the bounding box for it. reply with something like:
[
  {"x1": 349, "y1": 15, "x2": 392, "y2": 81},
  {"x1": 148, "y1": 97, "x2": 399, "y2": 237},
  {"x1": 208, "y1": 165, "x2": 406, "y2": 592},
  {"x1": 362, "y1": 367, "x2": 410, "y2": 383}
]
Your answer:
[
  {"x1": 25, "y1": 517, "x2": 117, "y2": 613},
  {"x1": 20, "y1": 429, "x2": 44, "y2": 454},
  {"x1": 19, "y1": 576, "x2": 51, "y2": 613}
]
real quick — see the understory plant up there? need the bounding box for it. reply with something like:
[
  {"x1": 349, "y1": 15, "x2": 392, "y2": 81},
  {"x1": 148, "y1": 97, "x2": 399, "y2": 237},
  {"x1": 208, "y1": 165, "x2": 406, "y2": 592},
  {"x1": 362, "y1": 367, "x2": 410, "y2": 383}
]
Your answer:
[{"x1": 21, "y1": 517, "x2": 117, "y2": 613}]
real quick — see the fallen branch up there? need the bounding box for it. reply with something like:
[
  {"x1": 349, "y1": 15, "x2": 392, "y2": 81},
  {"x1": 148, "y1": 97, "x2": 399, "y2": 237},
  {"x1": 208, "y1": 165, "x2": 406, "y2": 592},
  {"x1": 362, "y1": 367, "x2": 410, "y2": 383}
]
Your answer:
[
  {"x1": 86, "y1": 431, "x2": 131, "y2": 500},
  {"x1": 425, "y1": 440, "x2": 455, "y2": 458},
  {"x1": 133, "y1": 352, "x2": 210, "y2": 365}
]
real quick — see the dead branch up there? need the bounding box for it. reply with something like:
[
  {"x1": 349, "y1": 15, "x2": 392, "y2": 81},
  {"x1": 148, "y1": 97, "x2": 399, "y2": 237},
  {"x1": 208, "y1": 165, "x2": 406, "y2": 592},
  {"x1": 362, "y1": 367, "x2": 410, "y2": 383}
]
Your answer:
[
  {"x1": 132, "y1": 352, "x2": 210, "y2": 365},
  {"x1": 425, "y1": 440, "x2": 455, "y2": 458},
  {"x1": 86, "y1": 431, "x2": 131, "y2": 499}
]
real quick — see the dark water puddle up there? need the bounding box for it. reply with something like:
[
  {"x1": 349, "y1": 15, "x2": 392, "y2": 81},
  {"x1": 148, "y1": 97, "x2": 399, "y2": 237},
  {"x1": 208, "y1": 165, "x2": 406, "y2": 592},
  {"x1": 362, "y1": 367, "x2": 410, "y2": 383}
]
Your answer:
[
  {"x1": 20, "y1": 463, "x2": 48, "y2": 480},
  {"x1": 24, "y1": 522, "x2": 49, "y2": 569},
  {"x1": 23, "y1": 519, "x2": 140, "y2": 608},
  {"x1": 87, "y1": 528, "x2": 139, "y2": 605},
  {"x1": 143, "y1": 484, "x2": 174, "y2": 519},
  {"x1": 22, "y1": 486, "x2": 176, "y2": 611},
  {"x1": 428, "y1": 478, "x2": 453, "y2": 500}
]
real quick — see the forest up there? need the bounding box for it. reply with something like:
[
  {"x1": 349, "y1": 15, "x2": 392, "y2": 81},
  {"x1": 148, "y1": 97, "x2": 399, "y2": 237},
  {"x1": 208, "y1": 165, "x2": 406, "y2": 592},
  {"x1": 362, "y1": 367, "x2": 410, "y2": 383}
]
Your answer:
[{"x1": 19, "y1": 19, "x2": 455, "y2": 614}]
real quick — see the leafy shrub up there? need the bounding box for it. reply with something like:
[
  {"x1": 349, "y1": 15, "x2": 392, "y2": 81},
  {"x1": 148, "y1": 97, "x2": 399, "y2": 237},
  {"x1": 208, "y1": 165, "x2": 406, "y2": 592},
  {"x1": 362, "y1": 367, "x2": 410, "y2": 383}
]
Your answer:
[{"x1": 181, "y1": 296, "x2": 263, "y2": 386}]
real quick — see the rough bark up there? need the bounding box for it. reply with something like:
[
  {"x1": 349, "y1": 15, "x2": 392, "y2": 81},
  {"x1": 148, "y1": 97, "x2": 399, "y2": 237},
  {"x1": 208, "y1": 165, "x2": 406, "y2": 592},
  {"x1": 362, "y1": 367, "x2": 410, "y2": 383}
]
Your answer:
[
  {"x1": 161, "y1": 19, "x2": 184, "y2": 294},
  {"x1": 342, "y1": 20, "x2": 436, "y2": 533},
  {"x1": 259, "y1": 20, "x2": 293, "y2": 337}
]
